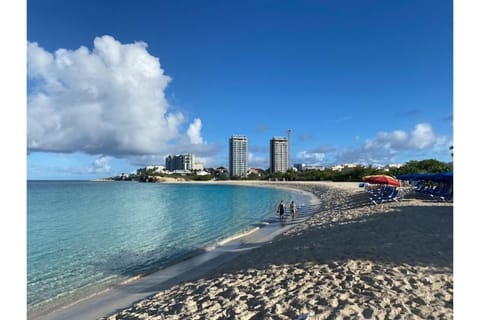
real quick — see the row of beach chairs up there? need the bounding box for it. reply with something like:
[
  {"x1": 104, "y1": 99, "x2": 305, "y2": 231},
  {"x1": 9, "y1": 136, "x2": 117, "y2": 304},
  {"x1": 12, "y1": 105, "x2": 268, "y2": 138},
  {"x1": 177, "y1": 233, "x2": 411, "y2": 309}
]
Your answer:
[
  {"x1": 414, "y1": 183, "x2": 453, "y2": 201},
  {"x1": 364, "y1": 185, "x2": 402, "y2": 205}
]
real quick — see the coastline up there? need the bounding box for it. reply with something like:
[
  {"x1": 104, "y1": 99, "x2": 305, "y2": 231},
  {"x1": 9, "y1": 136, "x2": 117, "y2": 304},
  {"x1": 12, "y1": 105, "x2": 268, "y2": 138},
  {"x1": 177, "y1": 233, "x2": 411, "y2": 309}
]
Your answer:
[
  {"x1": 34, "y1": 181, "x2": 453, "y2": 320},
  {"x1": 30, "y1": 180, "x2": 321, "y2": 320}
]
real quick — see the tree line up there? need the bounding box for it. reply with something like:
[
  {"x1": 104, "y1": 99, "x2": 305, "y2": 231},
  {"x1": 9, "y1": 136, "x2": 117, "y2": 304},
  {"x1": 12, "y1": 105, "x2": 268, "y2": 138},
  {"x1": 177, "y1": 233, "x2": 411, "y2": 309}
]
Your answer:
[{"x1": 117, "y1": 159, "x2": 452, "y2": 182}]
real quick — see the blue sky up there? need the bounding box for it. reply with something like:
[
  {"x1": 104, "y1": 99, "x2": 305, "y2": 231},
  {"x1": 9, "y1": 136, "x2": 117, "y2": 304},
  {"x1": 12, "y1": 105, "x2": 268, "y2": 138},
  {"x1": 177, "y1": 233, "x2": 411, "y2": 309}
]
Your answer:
[{"x1": 26, "y1": 0, "x2": 454, "y2": 179}]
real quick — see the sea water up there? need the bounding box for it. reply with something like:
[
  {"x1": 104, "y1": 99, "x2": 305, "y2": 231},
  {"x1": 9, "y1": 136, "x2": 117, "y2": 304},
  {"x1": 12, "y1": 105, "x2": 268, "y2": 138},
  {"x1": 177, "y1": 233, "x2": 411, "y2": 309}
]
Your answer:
[{"x1": 27, "y1": 180, "x2": 311, "y2": 314}]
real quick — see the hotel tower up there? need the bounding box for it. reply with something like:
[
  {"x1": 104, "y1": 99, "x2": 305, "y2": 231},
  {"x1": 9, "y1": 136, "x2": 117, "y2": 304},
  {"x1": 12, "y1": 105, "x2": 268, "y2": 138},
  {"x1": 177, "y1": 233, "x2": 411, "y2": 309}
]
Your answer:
[
  {"x1": 270, "y1": 136, "x2": 289, "y2": 173},
  {"x1": 229, "y1": 135, "x2": 248, "y2": 177}
]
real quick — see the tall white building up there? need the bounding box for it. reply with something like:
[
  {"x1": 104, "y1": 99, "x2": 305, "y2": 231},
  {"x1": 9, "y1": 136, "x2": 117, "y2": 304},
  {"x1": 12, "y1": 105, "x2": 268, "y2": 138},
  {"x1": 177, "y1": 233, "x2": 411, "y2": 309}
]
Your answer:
[
  {"x1": 229, "y1": 135, "x2": 248, "y2": 177},
  {"x1": 270, "y1": 136, "x2": 289, "y2": 173}
]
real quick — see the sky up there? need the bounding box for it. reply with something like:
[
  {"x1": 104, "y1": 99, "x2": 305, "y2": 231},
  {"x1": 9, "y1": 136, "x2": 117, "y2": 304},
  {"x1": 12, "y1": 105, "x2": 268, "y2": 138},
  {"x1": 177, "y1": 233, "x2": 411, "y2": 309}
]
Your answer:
[
  {"x1": 25, "y1": 0, "x2": 454, "y2": 179},
  {"x1": 3, "y1": 2, "x2": 480, "y2": 318}
]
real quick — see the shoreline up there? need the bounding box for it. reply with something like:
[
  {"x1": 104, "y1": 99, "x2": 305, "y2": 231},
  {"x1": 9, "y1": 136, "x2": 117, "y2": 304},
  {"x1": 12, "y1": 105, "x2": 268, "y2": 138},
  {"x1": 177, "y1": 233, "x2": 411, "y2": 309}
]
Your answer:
[
  {"x1": 30, "y1": 180, "x2": 323, "y2": 320},
  {"x1": 106, "y1": 181, "x2": 452, "y2": 319},
  {"x1": 33, "y1": 181, "x2": 453, "y2": 319}
]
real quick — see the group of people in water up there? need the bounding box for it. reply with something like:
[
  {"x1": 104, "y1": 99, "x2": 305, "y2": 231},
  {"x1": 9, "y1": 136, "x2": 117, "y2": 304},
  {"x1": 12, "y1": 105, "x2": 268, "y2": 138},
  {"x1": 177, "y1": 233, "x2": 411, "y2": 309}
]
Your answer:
[{"x1": 277, "y1": 199, "x2": 297, "y2": 224}]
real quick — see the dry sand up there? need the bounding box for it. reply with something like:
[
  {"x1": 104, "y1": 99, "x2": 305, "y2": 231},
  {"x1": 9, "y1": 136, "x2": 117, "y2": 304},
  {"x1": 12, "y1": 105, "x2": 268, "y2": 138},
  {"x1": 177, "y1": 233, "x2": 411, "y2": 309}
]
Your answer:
[{"x1": 101, "y1": 181, "x2": 453, "y2": 320}]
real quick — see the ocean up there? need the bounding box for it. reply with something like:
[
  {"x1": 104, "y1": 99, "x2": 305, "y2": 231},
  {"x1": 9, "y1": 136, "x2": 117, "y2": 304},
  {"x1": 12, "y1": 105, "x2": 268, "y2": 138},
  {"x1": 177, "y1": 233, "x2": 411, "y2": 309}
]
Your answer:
[{"x1": 27, "y1": 180, "x2": 312, "y2": 315}]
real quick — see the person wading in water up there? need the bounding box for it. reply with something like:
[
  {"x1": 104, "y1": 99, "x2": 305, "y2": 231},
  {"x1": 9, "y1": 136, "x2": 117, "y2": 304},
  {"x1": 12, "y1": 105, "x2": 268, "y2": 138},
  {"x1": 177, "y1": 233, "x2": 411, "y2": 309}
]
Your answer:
[
  {"x1": 290, "y1": 200, "x2": 297, "y2": 220},
  {"x1": 277, "y1": 200, "x2": 286, "y2": 225}
]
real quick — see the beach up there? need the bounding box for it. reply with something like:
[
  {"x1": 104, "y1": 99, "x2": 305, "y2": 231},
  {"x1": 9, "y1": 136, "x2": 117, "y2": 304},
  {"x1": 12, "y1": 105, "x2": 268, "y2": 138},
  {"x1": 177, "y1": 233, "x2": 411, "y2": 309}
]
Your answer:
[{"x1": 96, "y1": 181, "x2": 453, "y2": 320}]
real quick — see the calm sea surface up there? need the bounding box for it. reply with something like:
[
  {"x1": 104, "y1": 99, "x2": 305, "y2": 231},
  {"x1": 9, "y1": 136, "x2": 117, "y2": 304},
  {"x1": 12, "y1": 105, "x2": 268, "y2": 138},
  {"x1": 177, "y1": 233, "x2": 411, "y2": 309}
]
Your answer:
[{"x1": 27, "y1": 180, "x2": 312, "y2": 314}]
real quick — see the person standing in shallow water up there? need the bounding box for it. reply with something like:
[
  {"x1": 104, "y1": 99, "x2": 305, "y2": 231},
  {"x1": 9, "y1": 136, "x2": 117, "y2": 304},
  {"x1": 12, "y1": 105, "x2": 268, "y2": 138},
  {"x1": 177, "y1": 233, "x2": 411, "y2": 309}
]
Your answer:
[
  {"x1": 277, "y1": 200, "x2": 286, "y2": 223},
  {"x1": 290, "y1": 200, "x2": 297, "y2": 220}
]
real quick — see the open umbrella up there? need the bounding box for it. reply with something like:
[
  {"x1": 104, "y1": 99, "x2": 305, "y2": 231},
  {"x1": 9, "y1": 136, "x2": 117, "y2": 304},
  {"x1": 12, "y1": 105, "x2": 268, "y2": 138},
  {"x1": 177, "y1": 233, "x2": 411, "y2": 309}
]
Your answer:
[{"x1": 362, "y1": 175, "x2": 400, "y2": 187}]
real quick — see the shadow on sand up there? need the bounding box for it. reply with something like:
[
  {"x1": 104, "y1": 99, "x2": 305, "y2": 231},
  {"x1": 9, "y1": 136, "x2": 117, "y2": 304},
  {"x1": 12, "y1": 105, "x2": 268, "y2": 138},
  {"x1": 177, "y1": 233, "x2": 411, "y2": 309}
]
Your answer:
[
  {"x1": 114, "y1": 200, "x2": 452, "y2": 298},
  {"x1": 209, "y1": 202, "x2": 453, "y2": 277}
]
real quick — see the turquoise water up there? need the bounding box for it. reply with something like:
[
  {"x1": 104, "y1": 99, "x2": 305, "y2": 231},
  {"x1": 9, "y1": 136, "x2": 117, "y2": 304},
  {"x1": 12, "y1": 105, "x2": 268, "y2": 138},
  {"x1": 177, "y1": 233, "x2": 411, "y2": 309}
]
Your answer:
[{"x1": 27, "y1": 181, "x2": 312, "y2": 314}]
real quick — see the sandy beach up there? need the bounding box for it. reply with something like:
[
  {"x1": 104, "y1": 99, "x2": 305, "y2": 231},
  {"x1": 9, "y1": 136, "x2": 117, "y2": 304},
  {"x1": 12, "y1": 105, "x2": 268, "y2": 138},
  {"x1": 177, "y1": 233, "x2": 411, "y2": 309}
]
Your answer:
[{"x1": 96, "y1": 181, "x2": 453, "y2": 320}]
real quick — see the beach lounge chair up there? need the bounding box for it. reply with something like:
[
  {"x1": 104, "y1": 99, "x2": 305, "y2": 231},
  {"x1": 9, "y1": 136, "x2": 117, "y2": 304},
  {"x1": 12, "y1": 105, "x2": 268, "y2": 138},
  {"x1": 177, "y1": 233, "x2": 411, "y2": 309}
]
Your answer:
[
  {"x1": 435, "y1": 186, "x2": 453, "y2": 202},
  {"x1": 370, "y1": 186, "x2": 401, "y2": 205},
  {"x1": 440, "y1": 190, "x2": 453, "y2": 201},
  {"x1": 379, "y1": 187, "x2": 401, "y2": 204}
]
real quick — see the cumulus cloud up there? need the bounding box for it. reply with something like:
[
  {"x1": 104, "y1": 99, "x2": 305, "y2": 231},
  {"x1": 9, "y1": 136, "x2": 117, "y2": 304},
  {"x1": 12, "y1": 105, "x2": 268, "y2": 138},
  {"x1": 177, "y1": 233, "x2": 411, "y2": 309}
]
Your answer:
[
  {"x1": 336, "y1": 123, "x2": 452, "y2": 165},
  {"x1": 294, "y1": 144, "x2": 335, "y2": 165},
  {"x1": 89, "y1": 156, "x2": 112, "y2": 173},
  {"x1": 409, "y1": 123, "x2": 435, "y2": 149},
  {"x1": 27, "y1": 35, "x2": 210, "y2": 158},
  {"x1": 58, "y1": 155, "x2": 113, "y2": 175},
  {"x1": 364, "y1": 123, "x2": 437, "y2": 152},
  {"x1": 296, "y1": 151, "x2": 326, "y2": 164},
  {"x1": 187, "y1": 118, "x2": 204, "y2": 144}
]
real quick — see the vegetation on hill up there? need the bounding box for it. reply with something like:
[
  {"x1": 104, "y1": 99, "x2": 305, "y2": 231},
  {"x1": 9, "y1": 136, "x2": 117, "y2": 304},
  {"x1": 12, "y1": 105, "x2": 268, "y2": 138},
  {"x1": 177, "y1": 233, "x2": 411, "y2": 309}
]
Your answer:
[{"x1": 272, "y1": 159, "x2": 452, "y2": 182}]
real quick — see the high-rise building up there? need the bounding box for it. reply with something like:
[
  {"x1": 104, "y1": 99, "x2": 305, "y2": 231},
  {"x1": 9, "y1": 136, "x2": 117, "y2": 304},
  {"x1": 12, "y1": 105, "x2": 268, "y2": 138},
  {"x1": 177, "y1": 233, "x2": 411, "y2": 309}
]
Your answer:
[
  {"x1": 270, "y1": 136, "x2": 289, "y2": 173},
  {"x1": 229, "y1": 135, "x2": 248, "y2": 177},
  {"x1": 165, "y1": 154, "x2": 195, "y2": 171}
]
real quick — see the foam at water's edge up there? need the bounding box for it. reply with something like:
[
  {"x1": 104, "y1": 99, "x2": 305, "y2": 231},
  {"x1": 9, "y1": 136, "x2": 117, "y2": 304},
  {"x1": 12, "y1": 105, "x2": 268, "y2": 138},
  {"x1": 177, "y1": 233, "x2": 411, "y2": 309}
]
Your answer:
[{"x1": 217, "y1": 226, "x2": 260, "y2": 246}]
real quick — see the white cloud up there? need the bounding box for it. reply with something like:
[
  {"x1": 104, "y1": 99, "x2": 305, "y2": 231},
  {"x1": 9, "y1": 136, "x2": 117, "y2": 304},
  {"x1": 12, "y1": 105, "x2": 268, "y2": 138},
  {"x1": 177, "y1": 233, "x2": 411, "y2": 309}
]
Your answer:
[
  {"x1": 58, "y1": 155, "x2": 113, "y2": 175},
  {"x1": 292, "y1": 144, "x2": 335, "y2": 165},
  {"x1": 335, "y1": 123, "x2": 452, "y2": 165},
  {"x1": 364, "y1": 123, "x2": 437, "y2": 153},
  {"x1": 187, "y1": 118, "x2": 204, "y2": 144},
  {"x1": 409, "y1": 123, "x2": 436, "y2": 149},
  {"x1": 89, "y1": 156, "x2": 112, "y2": 173},
  {"x1": 27, "y1": 35, "x2": 209, "y2": 157},
  {"x1": 296, "y1": 150, "x2": 326, "y2": 164}
]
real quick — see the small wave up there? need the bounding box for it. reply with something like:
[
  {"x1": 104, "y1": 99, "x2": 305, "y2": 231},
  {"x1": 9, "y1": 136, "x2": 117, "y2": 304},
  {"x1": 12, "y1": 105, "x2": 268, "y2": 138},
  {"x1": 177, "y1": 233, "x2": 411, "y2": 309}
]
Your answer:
[{"x1": 216, "y1": 226, "x2": 260, "y2": 246}]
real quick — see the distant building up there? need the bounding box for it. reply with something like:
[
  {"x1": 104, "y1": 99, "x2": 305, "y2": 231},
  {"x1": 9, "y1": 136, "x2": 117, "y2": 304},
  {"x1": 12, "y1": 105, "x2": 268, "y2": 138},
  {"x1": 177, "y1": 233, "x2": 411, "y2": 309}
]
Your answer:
[
  {"x1": 294, "y1": 163, "x2": 326, "y2": 172},
  {"x1": 137, "y1": 165, "x2": 164, "y2": 175},
  {"x1": 331, "y1": 163, "x2": 360, "y2": 172},
  {"x1": 331, "y1": 165, "x2": 342, "y2": 171},
  {"x1": 144, "y1": 165, "x2": 164, "y2": 172},
  {"x1": 229, "y1": 135, "x2": 248, "y2": 177},
  {"x1": 247, "y1": 168, "x2": 263, "y2": 176},
  {"x1": 294, "y1": 163, "x2": 305, "y2": 171},
  {"x1": 172, "y1": 169, "x2": 191, "y2": 175},
  {"x1": 383, "y1": 163, "x2": 403, "y2": 172},
  {"x1": 192, "y1": 162, "x2": 204, "y2": 171},
  {"x1": 165, "y1": 154, "x2": 195, "y2": 171},
  {"x1": 305, "y1": 165, "x2": 326, "y2": 171},
  {"x1": 270, "y1": 136, "x2": 289, "y2": 173}
]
